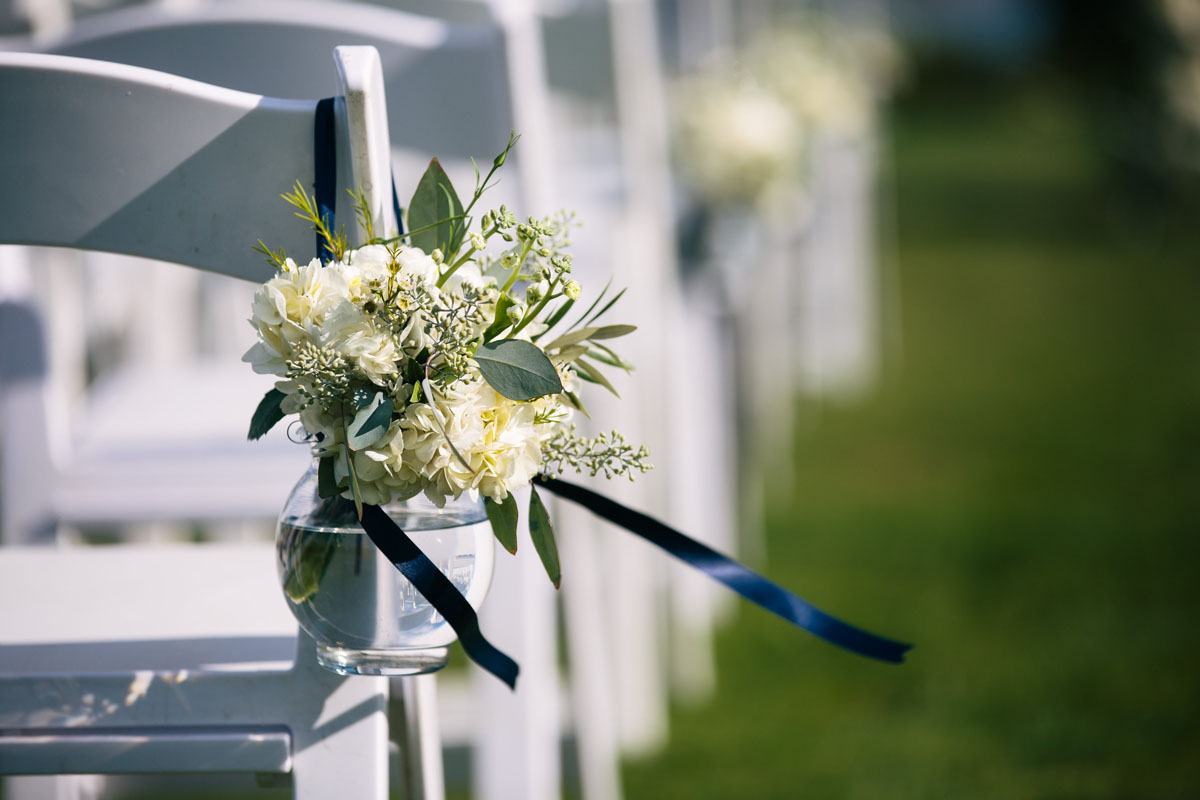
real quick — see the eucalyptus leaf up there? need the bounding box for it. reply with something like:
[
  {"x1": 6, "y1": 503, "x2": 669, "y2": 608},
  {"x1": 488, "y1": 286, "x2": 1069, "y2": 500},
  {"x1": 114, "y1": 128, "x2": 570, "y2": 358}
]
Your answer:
[
  {"x1": 409, "y1": 158, "x2": 464, "y2": 255},
  {"x1": 485, "y1": 494, "x2": 519, "y2": 555},
  {"x1": 574, "y1": 357, "x2": 620, "y2": 397},
  {"x1": 248, "y1": 388, "x2": 286, "y2": 441},
  {"x1": 475, "y1": 339, "x2": 564, "y2": 401},
  {"x1": 528, "y1": 486, "x2": 561, "y2": 588},
  {"x1": 347, "y1": 392, "x2": 393, "y2": 451}
]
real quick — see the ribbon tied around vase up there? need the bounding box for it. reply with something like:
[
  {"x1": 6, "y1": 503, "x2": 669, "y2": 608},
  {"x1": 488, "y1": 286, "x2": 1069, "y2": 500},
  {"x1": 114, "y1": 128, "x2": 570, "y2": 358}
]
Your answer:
[{"x1": 312, "y1": 98, "x2": 912, "y2": 690}]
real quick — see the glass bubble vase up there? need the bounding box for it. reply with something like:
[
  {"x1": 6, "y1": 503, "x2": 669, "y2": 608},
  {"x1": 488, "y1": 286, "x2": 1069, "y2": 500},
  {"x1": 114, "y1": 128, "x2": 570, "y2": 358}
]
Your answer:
[{"x1": 275, "y1": 460, "x2": 495, "y2": 676}]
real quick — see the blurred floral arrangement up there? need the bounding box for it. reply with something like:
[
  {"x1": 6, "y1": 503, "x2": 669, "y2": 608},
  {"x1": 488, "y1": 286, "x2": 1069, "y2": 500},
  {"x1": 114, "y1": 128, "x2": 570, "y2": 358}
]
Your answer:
[
  {"x1": 1161, "y1": 0, "x2": 1200, "y2": 157},
  {"x1": 245, "y1": 134, "x2": 647, "y2": 586},
  {"x1": 673, "y1": 21, "x2": 903, "y2": 208}
]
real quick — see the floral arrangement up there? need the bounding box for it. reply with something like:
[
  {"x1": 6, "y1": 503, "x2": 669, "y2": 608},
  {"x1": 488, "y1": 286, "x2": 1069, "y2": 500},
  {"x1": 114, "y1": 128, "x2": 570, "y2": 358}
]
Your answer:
[
  {"x1": 244, "y1": 134, "x2": 648, "y2": 585},
  {"x1": 673, "y1": 22, "x2": 902, "y2": 207}
]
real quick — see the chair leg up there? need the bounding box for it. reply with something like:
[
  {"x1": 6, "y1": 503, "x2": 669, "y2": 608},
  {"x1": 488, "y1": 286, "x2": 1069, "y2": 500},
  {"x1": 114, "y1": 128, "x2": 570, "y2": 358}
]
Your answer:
[
  {"x1": 393, "y1": 675, "x2": 445, "y2": 800},
  {"x1": 289, "y1": 634, "x2": 390, "y2": 800}
]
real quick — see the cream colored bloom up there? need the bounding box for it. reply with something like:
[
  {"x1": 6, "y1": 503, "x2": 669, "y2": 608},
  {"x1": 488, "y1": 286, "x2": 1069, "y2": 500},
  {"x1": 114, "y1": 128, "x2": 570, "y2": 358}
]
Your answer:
[
  {"x1": 243, "y1": 259, "x2": 349, "y2": 375},
  {"x1": 321, "y1": 301, "x2": 399, "y2": 384}
]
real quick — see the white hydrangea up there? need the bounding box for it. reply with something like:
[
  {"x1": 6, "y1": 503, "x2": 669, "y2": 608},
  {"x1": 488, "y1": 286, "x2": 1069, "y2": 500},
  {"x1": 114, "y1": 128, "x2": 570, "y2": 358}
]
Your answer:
[
  {"x1": 320, "y1": 300, "x2": 400, "y2": 385},
  {"x1": 398, "y1": 371, "x2": 564, "y2": 506},
  {"x1": 243, "y1": 258, "x2": 349, "y2": 375}
]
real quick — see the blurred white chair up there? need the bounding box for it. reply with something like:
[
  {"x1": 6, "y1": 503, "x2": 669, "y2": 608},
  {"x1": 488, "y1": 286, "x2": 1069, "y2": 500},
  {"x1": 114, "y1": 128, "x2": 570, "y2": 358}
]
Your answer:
[{"x1": 0, "y1": 45, "x2": 430, "y2": 797}]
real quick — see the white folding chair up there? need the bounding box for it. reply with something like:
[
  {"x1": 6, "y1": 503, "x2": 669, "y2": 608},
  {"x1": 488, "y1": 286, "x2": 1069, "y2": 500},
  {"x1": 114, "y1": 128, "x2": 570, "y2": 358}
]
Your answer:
[
  {"x1": 0, "y1": 45, "x2": 435, "y2": 798},
  {"x1": 26, "y1": 5, "x2": 561, "y2": 800}
]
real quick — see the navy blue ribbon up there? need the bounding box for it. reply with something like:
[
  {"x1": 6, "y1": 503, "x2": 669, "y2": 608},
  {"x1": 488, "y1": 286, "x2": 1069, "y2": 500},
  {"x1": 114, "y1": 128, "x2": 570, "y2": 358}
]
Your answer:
[
  {"x1": 313, "y1": 99, "x2": 513, "y2": 685},
  {"x1": 359, "y1": 505, "x2": 519, "y2": 689},
  {"x1": 313, "y1": 97, "x2": 337, "y2": 264},
  {"x1": 313, "y1": 96, "x2": 406, "y2": 265},
  {"x1": 535, "y1": 475, "x2": 912, "y2": 664}
]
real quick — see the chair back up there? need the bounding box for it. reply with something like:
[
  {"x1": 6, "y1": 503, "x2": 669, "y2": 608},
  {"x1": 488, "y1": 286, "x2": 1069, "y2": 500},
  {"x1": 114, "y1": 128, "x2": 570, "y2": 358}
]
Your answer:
[{"x1": 0, "y1": 46, "x2": 396, "y2": 278}]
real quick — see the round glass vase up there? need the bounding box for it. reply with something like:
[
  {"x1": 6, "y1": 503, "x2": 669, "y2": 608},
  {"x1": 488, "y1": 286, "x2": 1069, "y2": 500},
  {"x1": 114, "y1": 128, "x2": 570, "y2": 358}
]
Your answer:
[{"x1": 275, "y1": 460, "x2": 495, "y2": 676}]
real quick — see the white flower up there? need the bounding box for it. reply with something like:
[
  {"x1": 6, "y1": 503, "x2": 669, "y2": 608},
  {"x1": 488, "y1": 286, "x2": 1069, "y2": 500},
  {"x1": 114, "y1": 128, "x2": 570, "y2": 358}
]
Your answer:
[
  {"x1": 342, "y1": 245, "x2": 392, "y2": 299},
  {"x1": 395, "y1": 246, "x2": 439, "y2": 284},
  {"x1": 321, "y1": 300, "x2": 399, "y2": 384},
  {"x1": 398, "y1": 371, "x2": 556, "y2": 505},
  {"x1": 242, "y1": 259, "x2": 348, "y2": 375}
]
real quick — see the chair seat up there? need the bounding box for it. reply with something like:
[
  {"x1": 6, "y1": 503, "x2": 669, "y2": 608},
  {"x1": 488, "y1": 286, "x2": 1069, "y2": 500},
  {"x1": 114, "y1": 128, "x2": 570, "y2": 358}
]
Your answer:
[
  {"x1": 55, "y1": 361, "x2": 311, "y2": 526},
  {"x1": 0, "y1": 543, "x2": 296, "y2": 674}
]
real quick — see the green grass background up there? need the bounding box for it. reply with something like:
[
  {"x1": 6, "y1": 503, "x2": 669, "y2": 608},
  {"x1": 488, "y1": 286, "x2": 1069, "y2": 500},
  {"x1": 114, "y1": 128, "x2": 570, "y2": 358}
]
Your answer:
[{"x1": 621, "y1": 79, "x2": 1200, "y2": 799}]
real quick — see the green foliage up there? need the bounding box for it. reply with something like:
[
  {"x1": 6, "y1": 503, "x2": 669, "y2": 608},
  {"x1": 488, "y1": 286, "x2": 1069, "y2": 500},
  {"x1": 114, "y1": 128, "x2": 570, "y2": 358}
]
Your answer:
[
  {"x1": 474, "y1": 339, "x2": 564, "y2": 401},
  {"x1": 409, "y1": 159, "x2": 464, "y2": 256},
  {"x1": 247, "y1": 388, "x2": 286, "y2": 440},
  {"x1": 527, "y1": 486, "x2": 560, "y2": 588},
  {"x1": 282, "y1": 180, "x2": 348, "y2": 261},
  {"x1": 485, "y1": 494, "x2": 519, "y2": 555},
  {"x1": 347, "y1": 391, "x2": 393, "y2": 451}
]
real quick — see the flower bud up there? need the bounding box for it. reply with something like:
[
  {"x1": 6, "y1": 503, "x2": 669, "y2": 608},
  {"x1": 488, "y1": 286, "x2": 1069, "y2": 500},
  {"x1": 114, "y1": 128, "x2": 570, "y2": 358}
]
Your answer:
[
  {"x1": 470, "y1": 232, "x2": 487, "y2": 251},
  {"x1": 564, "y1": 280, "x2": 582, "y2": 300},
  {"x1": 507, "y1": 303, "x2": 525, "y2": 325},
  {"x1": 431, "y1": 248, "x2": 444, "y2": 264}
]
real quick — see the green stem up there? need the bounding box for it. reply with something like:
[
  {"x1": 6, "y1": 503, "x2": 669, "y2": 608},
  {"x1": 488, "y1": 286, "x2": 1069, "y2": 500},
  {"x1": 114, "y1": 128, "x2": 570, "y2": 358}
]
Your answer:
[
  {"x1": 511, "y1": 278, "x2": 562, "y2": 337},
  {"x1": 499, "y1": 241, "x2": 533, "y2": 296}
]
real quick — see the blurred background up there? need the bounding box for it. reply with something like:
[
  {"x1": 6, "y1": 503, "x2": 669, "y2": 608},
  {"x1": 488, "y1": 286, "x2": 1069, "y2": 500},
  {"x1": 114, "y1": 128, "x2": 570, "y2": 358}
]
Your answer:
[{"x1": 2, "y1": 0, "x2": 1199, "y2": 798}]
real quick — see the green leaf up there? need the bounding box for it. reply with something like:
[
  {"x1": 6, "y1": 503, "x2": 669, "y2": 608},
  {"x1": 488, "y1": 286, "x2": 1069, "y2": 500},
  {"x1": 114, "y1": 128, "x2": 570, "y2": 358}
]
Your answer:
[
  {"x1": 560, "y1": 390, "x2": 591, "y2": 419},
  {"x1": 317, "y1": 456, "x2": 338, "y2": 498},
  {"x1": 482, "y1": 293, "x2": 517, "y2": 342},
  {"x1": 555, "y1": 344, "x2": 589, "y2": 364},
  {"x1": 347, "y1": 391, "x2": 394, "y2": 451},
  {"x1": 282, "y1": 529, "x2": 339, "y2": 604},
  {"x1": 574, "y1": 357, "x2": 620, "y2": 397},
  {"x1": 248, "y1": 388, "x2": 287, "y2": 441},
  {"x1": 586, "y1": 286, "x2": 628, "y2": 325},
  {"x1": 546, "y1": 324, "x2": 636, "y2": 351},
  {"x1": 534, "y1": 298, "x2": 575, "y2": 340},
  {"x1": 586, "y1": 344, "x2": 634, "y2": 373},
  {"x1": 408, "y1": 158, "x2": 464, "y2": 256},
  {"x1": 528, "y1": 486, "x2": 561, "y2": 588},
  {"x1": 565, "y1": 278, "x2": 610, "y2": 332},
  {"x1": 588, "y1": 323, "x2": 637, "y2": 340},
  {"x1": 485, "y1": 494, "x2": 519, "y2": 555},
  {"x1": 475, "y1": 339, "x2": 564, "y2": 401}
]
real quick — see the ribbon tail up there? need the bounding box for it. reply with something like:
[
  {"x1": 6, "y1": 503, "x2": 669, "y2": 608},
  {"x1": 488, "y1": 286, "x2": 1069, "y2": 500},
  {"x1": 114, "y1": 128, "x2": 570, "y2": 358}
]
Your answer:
[
  {"x1": 359, "y1": 504, "x2": 519, "y2": 689},
  {"x1": 535, "y1": 475, "x2": 913, "y2": 664}
]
